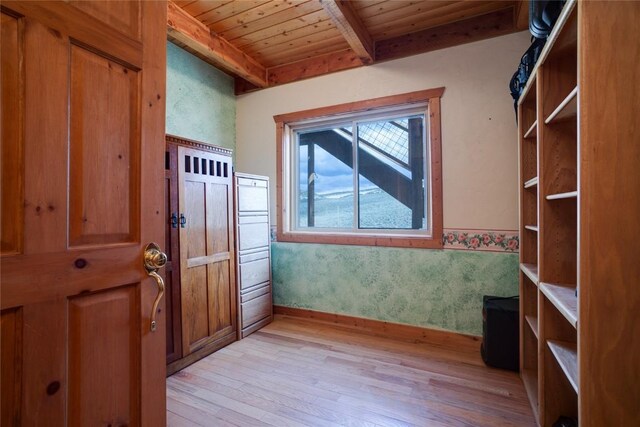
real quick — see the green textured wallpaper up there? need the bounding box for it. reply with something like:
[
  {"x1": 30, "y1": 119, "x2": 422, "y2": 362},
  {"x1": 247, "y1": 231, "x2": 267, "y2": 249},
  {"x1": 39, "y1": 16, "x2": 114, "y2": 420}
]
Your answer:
[
  {"x1": 271, "y1": 242, "x2": 519, "y2": 336},
  {"x1": 166, "y1": 42, "x2": 236, "y2": 152}
]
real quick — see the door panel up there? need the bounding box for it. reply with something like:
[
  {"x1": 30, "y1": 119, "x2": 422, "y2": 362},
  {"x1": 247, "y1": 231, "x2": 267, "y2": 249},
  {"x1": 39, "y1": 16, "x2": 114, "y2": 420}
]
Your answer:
[
  {"x1": 69, "y1": 45, "x2": 140, "y2": 246},
  {"x1": 69, "y1": 0, "x2": 141, "y2": 41},
  {"x1": 0, "y1": 13, "x2": 22, "y2": 255},
  {"x1": 208, "y1": 184, "x2": 231, "y2": 253},
  {"x1": 68, "y1": 287, "x2": 140, "y2": 427},
  {"x1": 0, "y1": 1, "x2": 167, "y2": 425},
  {"x1": 179, "y1": 146, "x2": 236, "y2": 356},
  {"x1": 1, "y1": 308, "x2": 22, "y2": 426},
  {"x1": 184, "y1": 264, "x2": 209, "y2": 350},
  {"x1": 208, "y1": 260, "x2": 233, "y2": 336},
  {"x1": 23, "y1": 16, "x2": 68, "y2": 255},
  {"x1": 185, "y1": 181, "x2": 207, "y2": 258}
]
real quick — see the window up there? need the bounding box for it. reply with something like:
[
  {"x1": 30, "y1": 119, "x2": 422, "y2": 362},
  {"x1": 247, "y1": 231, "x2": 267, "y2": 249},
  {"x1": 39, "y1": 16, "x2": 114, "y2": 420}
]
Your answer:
[{"x1": 275, "y1": 88, "x2": 444, "y2": 249}]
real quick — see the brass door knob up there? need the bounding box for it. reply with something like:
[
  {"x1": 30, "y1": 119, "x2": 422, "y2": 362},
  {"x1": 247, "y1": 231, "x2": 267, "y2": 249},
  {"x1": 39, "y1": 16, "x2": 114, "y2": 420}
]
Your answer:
[
  {"x1": 144, "y1": 243, "x2": 167, "y2": 272},
  {"x1": 143, "y1": 243, "x2": 167, "y2": 332}
]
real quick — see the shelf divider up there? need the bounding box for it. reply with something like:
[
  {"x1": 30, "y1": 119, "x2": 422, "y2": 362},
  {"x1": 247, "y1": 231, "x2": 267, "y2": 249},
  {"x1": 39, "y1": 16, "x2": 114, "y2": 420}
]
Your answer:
[
  {"x1": 547, "y1": 340, "x2": 579, "y2": 393},
  {"x1": 525, "y1": 315, "x2": 539, "y2": 338},
  {"x1": 520, "y1": 263, "x2": 539, "y2": 284},
  {"x1": 524, "y1": 177, "x2": 538, "y2": 189},
  {"x1": 546, "y1": 191, "x2": 578, "y2": 200},
  {"x1": 545, "y1": 86, "x2": 578, "y2": 124},
  {"x1": 540, "y1": 282, "x2": 578, "y2": 328},
  {"x1": 524, "y1": 120, "x2": 538, "y2": 139}
]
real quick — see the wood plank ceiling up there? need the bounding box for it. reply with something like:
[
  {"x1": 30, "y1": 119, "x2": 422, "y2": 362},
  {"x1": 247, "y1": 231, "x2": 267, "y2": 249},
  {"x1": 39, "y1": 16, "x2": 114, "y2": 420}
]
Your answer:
[{"x1": 167, "y1": 0, "x2": 528, "y2": 94}]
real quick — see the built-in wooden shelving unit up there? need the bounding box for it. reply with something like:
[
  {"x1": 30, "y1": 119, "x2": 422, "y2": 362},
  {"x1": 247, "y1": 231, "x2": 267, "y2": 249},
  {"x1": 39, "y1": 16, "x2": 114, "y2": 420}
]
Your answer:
[
  {"x1": 518, "y1": 1, "x2": 640, "y2": 425},
  {"x1": 517, "y1": 1, "x2": 578, "y2": 424}
]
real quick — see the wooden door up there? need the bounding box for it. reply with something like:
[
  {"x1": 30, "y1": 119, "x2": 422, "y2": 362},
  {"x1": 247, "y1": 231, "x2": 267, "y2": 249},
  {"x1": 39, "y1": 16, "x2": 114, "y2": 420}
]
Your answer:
[
  {"x1": 165, "y1": 143, "x2": 183, "y2": 365},
  {"x1": 178, "y1": 146, "x2": 236, "y2": 358},
  {"x1": 0, "y1": 1, "x2": 167, "y2": 425}
]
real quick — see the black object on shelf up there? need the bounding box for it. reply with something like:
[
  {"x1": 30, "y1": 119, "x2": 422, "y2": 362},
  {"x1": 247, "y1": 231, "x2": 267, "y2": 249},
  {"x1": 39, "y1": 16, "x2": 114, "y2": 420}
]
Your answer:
[
  {"x1": 552, "y1": 416, "x2": 578, "y2": 427},
  {"x1": 481, "y1": 295, "x2": 519, "y2": 371}
]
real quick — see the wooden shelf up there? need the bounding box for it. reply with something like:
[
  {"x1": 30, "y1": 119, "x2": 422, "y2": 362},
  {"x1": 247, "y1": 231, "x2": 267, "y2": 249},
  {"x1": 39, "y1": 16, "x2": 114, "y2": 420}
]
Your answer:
[
  {"x1": 517, "y1": 0, "x2": 577, "y2": 102},
  {"x1": 547, "y1": 340, "x2": 578, "y2": 393},
  {"x1": 545, "y1": 87, "x2": 578, "y2": 124},
  {"x1": 546, "y1": 191, "x2": 577, "y2": 200},
  {"x1": 524, "y1": 225, "x2": 539, "y2": 232},
  {"x1": 524, "y1": 177, "x2": 538, "y2": 189},
  {"x1": 525, "y1": 315, "x2": 539, "y2": 339},
  {"x1": 521, "y1": 368, "x2": 539, "y2": 424},
  {"x1": 520, "y1": 263, "x2": 539, "y2": 284},
  {"x1": 540, "y1": 283, "x2": 578, "y2": 328},
  {"x1": 524, "y1": 121, "x2": 538, "y2": 139}
]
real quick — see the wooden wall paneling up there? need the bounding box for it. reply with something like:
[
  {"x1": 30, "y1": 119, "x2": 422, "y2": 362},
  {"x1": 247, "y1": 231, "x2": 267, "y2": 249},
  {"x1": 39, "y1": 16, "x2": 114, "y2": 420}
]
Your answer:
[
  {"x1": 68, "y1": 45, "x2": 140, "y2": 247},
  {"x1": 0, "y1": 12, "x2": 23, "y2": 256},
  {"x1": 1, "y1": 308, "x2": 23, "y2": 426},
  {"x1": 579, "y1": 1, "x2": 640, "y2": 425}
]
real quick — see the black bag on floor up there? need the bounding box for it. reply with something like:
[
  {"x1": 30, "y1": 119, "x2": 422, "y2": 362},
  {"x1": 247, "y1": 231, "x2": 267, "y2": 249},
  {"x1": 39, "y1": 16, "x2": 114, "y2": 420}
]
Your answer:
[{"x1": 481, "y1": 295, "x2": 519, "y2": 372}]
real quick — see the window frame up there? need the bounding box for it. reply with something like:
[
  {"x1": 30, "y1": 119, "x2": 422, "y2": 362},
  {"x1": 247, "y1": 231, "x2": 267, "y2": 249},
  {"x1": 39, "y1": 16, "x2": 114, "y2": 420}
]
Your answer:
[{"x1": 274, "y1": 88, "x2": 444, "y2": 249}]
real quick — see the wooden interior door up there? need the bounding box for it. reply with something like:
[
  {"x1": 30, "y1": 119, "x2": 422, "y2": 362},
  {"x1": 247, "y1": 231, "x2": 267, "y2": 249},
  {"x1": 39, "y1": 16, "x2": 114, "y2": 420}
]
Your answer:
[
  {"x1": 178, "y1": 146, "x2": 236, "y2": 358},
  {"x1": 165, "y1": 143, "x2": 183, "y2": 365},
  {"x1": 0, "y1": 1, "x2": 167, "y2": 425}
]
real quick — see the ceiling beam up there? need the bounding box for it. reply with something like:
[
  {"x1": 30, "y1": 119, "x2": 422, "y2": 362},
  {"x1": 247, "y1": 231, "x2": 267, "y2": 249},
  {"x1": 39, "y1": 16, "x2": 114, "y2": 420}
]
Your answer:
[
  {"x1": 375, "y1": 7, "x2": 517, "y2": 63},
  {"x1": 166, "y1": 1, "x2": 267, "y2": 88},
  {"x1": 515, "y1": 0, "x2": 530, "y2": 31},
  {"x1": 320, "y1": 0, "x2": 374, "y2": 64}
]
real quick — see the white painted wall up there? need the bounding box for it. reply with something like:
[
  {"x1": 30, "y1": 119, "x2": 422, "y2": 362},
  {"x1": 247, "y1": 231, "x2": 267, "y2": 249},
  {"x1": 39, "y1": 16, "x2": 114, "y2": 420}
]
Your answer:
[{"x1": 236, "y1": 31, "x2": 530, "y2": 231}]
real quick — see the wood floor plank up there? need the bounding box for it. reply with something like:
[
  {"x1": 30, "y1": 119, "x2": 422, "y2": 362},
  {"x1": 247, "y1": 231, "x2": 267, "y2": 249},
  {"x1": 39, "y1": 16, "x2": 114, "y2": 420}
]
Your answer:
[{"x1": 167, "y1": 316, "x2": 535, "y2": 427}]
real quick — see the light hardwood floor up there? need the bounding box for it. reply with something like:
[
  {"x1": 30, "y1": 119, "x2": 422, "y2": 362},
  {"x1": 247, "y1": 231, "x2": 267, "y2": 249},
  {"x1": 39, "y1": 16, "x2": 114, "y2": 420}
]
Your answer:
[{"x1": 167, "y1": 315, "x2": 535, "y2": 426}]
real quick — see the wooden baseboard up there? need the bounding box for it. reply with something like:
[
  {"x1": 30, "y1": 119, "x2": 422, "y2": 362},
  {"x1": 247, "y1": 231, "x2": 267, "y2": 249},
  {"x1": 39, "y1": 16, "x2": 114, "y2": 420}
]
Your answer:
[{"x1": 273, "y1": 305, "x2": 480, "y2": 351}]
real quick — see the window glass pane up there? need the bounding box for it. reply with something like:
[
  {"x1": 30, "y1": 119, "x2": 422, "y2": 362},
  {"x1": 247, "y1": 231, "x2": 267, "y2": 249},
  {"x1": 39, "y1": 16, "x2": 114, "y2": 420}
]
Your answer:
[
  {"x1": 297, "y1": 126, "x2": 353, "y2": 228},
  {"x1": 357, "y1": 116, "x2": 426, "y2": 230}
]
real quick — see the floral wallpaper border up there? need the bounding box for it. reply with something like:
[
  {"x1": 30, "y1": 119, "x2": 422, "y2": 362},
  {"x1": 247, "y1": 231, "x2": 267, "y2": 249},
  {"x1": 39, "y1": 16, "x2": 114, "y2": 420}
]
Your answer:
[
  {"x1": 443, "y1": 229, "x2": 519, "y2": 252},
  {"x1": 271, "y1": 226, "x2": 519, "y2": 252}
]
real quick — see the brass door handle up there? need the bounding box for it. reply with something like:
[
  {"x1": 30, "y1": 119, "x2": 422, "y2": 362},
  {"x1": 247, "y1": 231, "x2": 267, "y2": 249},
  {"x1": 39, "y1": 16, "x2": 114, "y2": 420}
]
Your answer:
[{"x1": 143, "y1": 243, "x2": 167, "y2": 332}]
